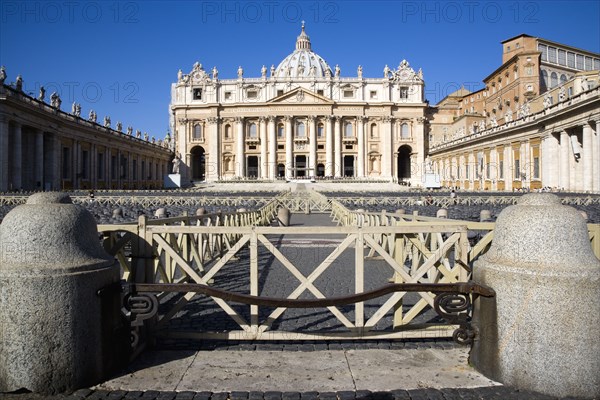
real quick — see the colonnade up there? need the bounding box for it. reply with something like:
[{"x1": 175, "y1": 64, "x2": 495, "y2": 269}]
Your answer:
[{"x1": 432, "y1": 120, "x2": 599, "y2": 192}]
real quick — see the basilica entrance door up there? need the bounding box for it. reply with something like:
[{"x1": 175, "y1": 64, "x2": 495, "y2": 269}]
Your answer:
[
  {"x1": 343, "y1": 155, "x2": 354, "y2": 177},
  {"x1": 191, "y1": 146, "x2": 206, "y2": 181},
  {"x1": 247, "y1": 156, "x2": 259, "y2": 178},
  {"x1": 295, "y1": 155, "x2": 307, "y2": 177},
  {"x1": 397, "y1": 145, "x2": 412, "y2": 183}
]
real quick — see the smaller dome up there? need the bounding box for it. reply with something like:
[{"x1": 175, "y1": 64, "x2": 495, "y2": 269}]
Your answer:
[{"x1": 274, "y1": 23, "x2": 332, "y2": 79}]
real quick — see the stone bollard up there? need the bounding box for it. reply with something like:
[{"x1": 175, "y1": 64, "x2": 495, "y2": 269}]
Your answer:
[
  {"x1": 154, "y1": 207, "x2": 167, "y2": 218},
  {"x1": 471, "y1": 193, "x2": 600, "y2": 398},
  {"x1": 0, "y1": 193, "x2": 128, "y2": 394},
  {"x1": 479, "y1": 209, "x2": 492, "y2": 222},
  {"x1": 277, "y1": 207, "x2": 291, "y2": 226},
  {"x1": 436, "y1": 208, "x2": 448, "y2": 219}
]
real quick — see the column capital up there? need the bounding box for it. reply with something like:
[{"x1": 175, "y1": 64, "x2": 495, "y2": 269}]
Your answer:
[
  {"x1": 307, "y1": 115, "x2": 316, "y2": 123},
  {"x1": 207, "y1": 117, "x2": 220, "y2": 125},
  {"x1": 382, "y1": 116, "x2": 393, "y2": 123},
  {"x1": 356, "y1": 115, "x2": 366, "y2": 122},
  {"x1": 283, "y1": 115, "x2": 293, "y2": 122},
  {"x1": 267, "y1": 115, "x2": 276, "y2": 123},
  {"x1": 234, "y1": 116, "x2": 244, "y2": 124},
  {"x1": 258, "y1": 116, "x2": 267, "y2": 123},
  {"x1": 324, "y1": 115, "x2": 333, "y2": 122}
]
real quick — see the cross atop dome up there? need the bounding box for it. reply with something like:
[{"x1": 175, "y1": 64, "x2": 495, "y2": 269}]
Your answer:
[{"x1": 295, "y1": 22, "x2": 311, "y2": 51}]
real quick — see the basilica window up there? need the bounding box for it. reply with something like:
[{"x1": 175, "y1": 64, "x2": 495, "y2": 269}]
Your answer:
[
  {"x1": 247, "y1": 90, "x2": 258, "y2": 99},
  {"x1": 400, "y1": 123, "x2": 410, "y2": 139},
  {"x1": 248, "y1": 122, "x2": 257, "y2": 138},
  {"x1": 277, "y1": 90, "x2": 284, "y2": 97},
  {"x1": 370, "y1": 91, "x2": 377, "y2": 99},
  {"x1": 344, "y1": 123, "x2": 353, "y2": 137},
  {"x1": 225, "y1": 91, "x2": 232, "y2": 100},
  {"x1": 224, "y1": 124, "x2": 232, "y2": 140},
  {"x1": 399, "y1": 87, "x2": 409, "y2": 99},
  {"x1": 193, "y1": 88, "x2": 202, "y2": 100},
  {"x1": 193, "y1": 124, "x2": 203, "y2": 140},
  {"x1": 277, "y1": 124, "x2": 284, "y2": 138},
  {"x1": 296, "y1": 122, "x2": 306, "y2": 137},
  {"x1": 343, "y1": 90, "x2": 354, "y2": 98},
  {"x1": 317, "y1": 124, "x2": 324, "y2": 138},
  {"x1": 317, "y1": 90, "x2": 324, "y2": 96},
  {"x1": 541, "y1": 70, "x2": 548, "y2": 89}
]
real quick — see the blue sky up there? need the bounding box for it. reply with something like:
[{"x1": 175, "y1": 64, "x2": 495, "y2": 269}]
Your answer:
[{"x1": 1, "y1": 0, "x2": 599, "y2": 140}]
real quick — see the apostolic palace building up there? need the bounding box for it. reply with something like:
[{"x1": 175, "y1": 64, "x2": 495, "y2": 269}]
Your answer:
[{"x1": 1, "y1": 26, "x2": 599, "y2": 192}]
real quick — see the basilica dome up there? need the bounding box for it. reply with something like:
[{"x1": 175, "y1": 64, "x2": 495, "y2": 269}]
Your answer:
[{"x1": 274, "y1": 24, "x2": 332, "y2": 79}]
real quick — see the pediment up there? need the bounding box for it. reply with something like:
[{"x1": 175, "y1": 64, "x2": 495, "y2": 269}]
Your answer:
[{"x1": 267, "y1": 87, "x2": 334, "y2": 105}]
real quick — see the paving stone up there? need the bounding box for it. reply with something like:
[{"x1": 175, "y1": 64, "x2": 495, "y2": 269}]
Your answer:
[
  {"x1": 124, "y1": 392, "x2": 144, "y2": 399},
  {"x1": 192, "y1": 393, "x2": 212, "y2": 400},
  {"x1": 230, "y1": 391, "x2": 249, "y2": 400},
  {"x1": 210, "y1": 393, "x2": 229, "y2": 400},
  {"x1": 299, "y1": 391, "x2": 319, "y2": 400},
  {"x1": 354, "y1": 390, "x2": 372, "y2": 400},
  {"x1": 174, "y1": 392, "x2": 197, "y2": 400},
  {"x1": 389, "y1": 389, "x2": 410, "y2": 400},
  {"x1": 369, "y1": 392, "x2": 393, "y2": 400},
  {"x1": 248, "y1": 391, "x2": 265, "y2": 400},
  {"x1": 264, "y1": 391, "x2": 282, "y2": 400},
  {"x1": 107, "y1": 391, "x2": 128, "y2": 399},
  {"x1": 156, "y1": 391, "x2": 177, "y2": 400},
  {"x1": 336, "y1": 390, "x2": 355, "y2": 400},
  {"x1": 141, "y1": 391, "x2": 161, "y2": 399},
  {"x1": 281, "y1": 392, "x2": 300, "y2": 400},
  {"x1": 316, "y1": 392, "x2": 336, "y2": 400}
]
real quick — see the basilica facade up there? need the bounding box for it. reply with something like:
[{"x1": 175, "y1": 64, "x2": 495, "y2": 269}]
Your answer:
[{"x1": 170, "y1": 24, "x2": 428, "y2": 184}]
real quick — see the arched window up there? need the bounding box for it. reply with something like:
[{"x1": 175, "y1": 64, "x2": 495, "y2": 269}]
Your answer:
[
  {"x1": 193, "y1": 124, "x2": 202, "y2": 140},
  {"x1": 550, "y1": 72, "x2": 558, "y2": 88},
  {"x1": 296, "y1": 122, "x2": 305, "y2": 137},
  {"x1": 541, "y1": 70, "x2": 548, "y2": 90},
  {"x1": 560, "y1": 74, "x2": 567, "y2": 85},
  {"x1": 224, "y1": 124, "x2": 231, "y2": 139},
  {"x1": 401, "y1": 123, "x2": 410, "y2": 139},
  {"x1": 277, "y1": 124, "x2": 284, "y2": 138},
  {"x1": 248, "y1": 122, "x2": 257, "y2": 138},
  {"x1": 344, "y1": 123, "x2": 353, "y2": 137}
]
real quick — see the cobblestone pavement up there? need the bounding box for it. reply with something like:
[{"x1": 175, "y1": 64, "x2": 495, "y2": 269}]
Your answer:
[{"x1": 0, "y1": 386, "x2": 581, "y2": 400}]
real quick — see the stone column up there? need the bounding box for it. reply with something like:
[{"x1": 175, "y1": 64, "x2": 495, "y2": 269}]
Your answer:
[
  {"x1": 414, "y1": 117, "x2": 426, "y2": 184},
  {"x1": 545, "y1": 133, "x2": 559, "y2": 188},
  {"x1": 12, "y1": 122, "x2": 22, "y2": 190},
  {"x1": 325, "y1": 115, "x2": 333, "y2": 176},
  {"x1": 594, "y1": 120, "x2": 600, "y2": 192},
  {"x1": 582, "y1": 122, "x2": 593, "y2": 192},
  {"x1": 106, "y1": 147, "x2": 112, "y2": 188},
  {"x1": 285, "y1": 116, "x2": 293, "y2": 179},
  {"x1": 0, "y1": 193, "x2": 128, "y2": 394},
  {"x1": 357, "y1": 116, "x2": 365, "y2": 177},
  {"x1": 559, "y1": 130, "x2": 570, "y2": 190},
  {"x1": 334, "y1": 116, "x2": 342, "y2": 177},
  {"x1": 207, "y1": 117, "x2": 220, "y2": 181},
  {"x1": 235, "y1": 117, "x2": 244, "y2": 177},
  {"x1": 259, "y1": 116, "x2": 268, "y2": 179},
  {"x1": 381, "y1": 116, "x2": 392, "y2": 179},
  {"x1": 471, "y1": 193, "x2": 600, "y2": 398},
  {"x1": 308, "y1": 116, "x2": 317, "y2": 178},
  {"x1": 0, "y1": 115, "x2": 9, "y2": 191},
  {"x1": 268, "y1": 116, "x2": 276, "y2": 180}
]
